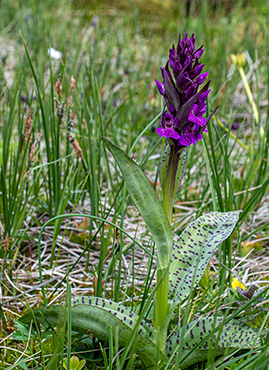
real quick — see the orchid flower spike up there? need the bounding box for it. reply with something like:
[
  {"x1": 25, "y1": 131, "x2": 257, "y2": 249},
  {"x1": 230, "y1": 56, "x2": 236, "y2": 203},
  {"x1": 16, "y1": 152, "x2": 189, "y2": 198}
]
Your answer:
[{"x1": 156, "y1": 32, "x2": 218, "y2": 148}]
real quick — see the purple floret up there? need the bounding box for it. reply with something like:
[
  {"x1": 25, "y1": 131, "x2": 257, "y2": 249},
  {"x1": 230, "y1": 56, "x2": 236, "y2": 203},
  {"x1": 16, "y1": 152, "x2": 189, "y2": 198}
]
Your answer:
[
  {"x1": 156, "y1": 127, "x2": 181, "y2": 140},
  {"x1": 188, "y1": 104, "x2": 207, "y2": 126},
  {"x1": 156, "y1": 111, "x2": 181, "y2": 140}
]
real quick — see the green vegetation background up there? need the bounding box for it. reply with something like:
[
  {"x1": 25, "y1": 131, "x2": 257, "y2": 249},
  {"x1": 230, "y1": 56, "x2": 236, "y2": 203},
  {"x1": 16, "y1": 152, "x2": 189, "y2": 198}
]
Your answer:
[{"x1": 0, "y1": 0, "x2": 268, "y2": 369}]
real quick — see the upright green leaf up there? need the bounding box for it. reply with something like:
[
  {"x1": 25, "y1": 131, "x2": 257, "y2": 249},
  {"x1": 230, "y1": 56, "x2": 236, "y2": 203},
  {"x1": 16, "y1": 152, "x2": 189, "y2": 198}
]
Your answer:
[
  {"x1": 166, "y1": 316, "x2": 261, "y2": 368},
  {"x1": 103, "y1": 138, "x2": 173, "y2": 269},
  {"x1": 168, "y1": 211, "x2": 240, "y2": 304}
]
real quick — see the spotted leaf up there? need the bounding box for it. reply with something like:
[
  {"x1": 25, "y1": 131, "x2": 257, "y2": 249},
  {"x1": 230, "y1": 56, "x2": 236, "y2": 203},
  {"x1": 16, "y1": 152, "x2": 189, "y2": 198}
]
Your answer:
[
  {"x1": 20, "y1": 297, "x2": 165, "y2": 367},
  {"x1": 71, "y1": 297, "x2": 155, "y2": 342},
  {"x1": 169, "y1": 211, "x2": 240, "y2": 305},
  {"x1": 166, "y1": 316, "x2": 261, "y2": 368}
]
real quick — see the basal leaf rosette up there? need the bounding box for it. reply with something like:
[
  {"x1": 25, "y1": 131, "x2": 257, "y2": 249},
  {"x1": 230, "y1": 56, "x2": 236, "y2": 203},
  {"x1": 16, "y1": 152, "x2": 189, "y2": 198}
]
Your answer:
[{"x1": 19, "y1": 297, "x2": 166, "y2": 367}]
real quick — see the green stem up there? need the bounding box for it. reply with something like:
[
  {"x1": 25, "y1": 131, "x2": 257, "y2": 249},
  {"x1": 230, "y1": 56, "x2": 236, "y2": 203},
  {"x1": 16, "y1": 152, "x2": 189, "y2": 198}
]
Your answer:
[
  {"x1": 162, "y1": 144, "x2": 181, "y2": 223},
  {"x1": 154, "y1": 268, "x2": 169, "y2": 353},
  {"x1": 154, "y1": 144, "x2": 181, "y2": 352}
]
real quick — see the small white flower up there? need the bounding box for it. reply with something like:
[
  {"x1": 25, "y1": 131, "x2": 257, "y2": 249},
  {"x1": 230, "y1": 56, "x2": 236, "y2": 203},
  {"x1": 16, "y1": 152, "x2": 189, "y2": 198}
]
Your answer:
[{"x1": 48, "y1": 47, "x2": 62, "y2": 60}]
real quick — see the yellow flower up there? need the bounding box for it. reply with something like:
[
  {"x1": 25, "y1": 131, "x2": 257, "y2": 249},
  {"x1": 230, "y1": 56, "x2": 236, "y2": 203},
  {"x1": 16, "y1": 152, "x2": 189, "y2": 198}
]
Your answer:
[
  {"x1": 230, "y1": 53, "x2": 246, "y2": 68},
  {"x1": 231, "y1": 278, "x2": 246, "y2": 291}
]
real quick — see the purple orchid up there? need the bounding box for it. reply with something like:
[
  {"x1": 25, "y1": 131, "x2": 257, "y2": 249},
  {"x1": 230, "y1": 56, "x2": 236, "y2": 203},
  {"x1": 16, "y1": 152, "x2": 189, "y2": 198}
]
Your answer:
[{"x1": 156, "y1": 32, "x2": 218, "y2": 148}]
